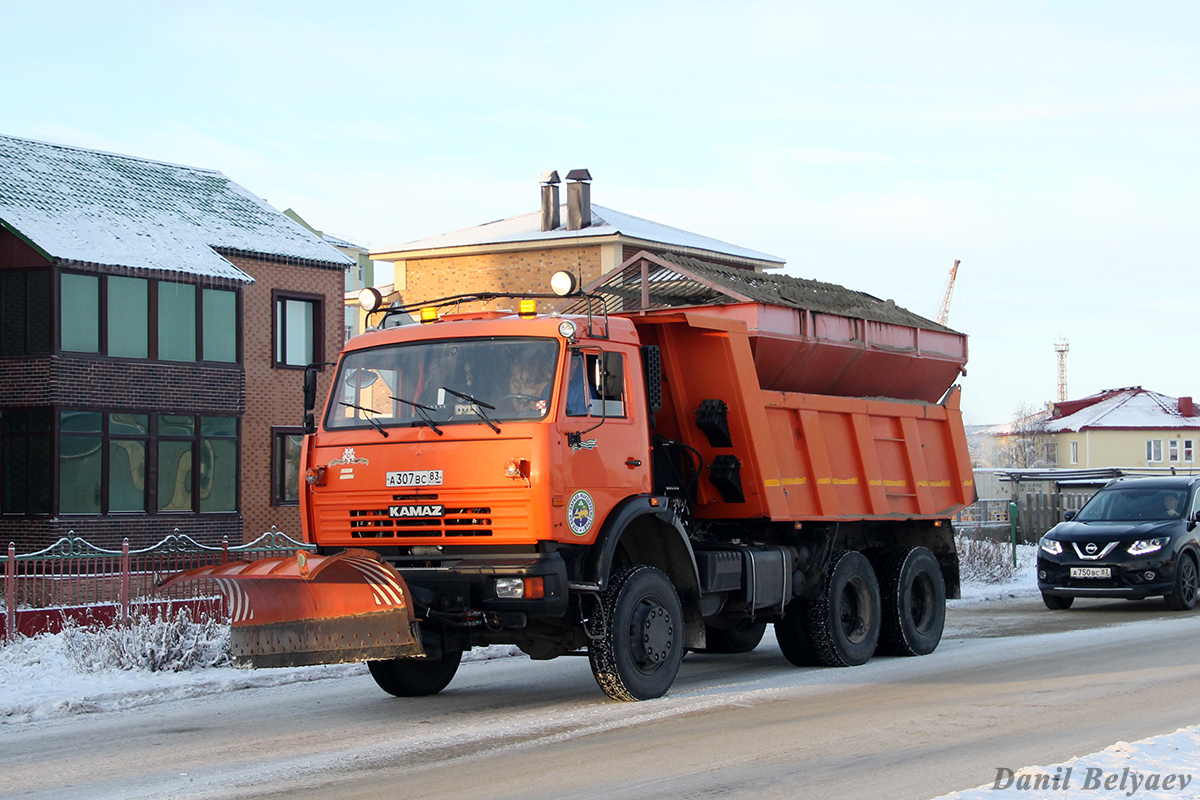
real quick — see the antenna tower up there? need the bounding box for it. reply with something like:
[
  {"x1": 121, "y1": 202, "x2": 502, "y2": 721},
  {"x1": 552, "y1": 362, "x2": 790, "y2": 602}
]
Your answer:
[{"x1": 1054, "y1": 338, "x2": 1070, "y2": 402}]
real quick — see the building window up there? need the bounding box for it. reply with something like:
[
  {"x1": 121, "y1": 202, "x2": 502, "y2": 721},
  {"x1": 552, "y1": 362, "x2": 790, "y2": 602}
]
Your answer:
[
  {"x1": 1044, "y1": 442, "x2": 1058, "y2": 466},
  {"x1": 109, "y1": 413, "x2": 149, "y2": 512},
  {"x1": 57, "y1": 272, "x2": 239, "y2": 364},
  {"x1": 202, "y1": 288, "x2": 238, "y2": 362},
  {"x1": 1169, "y1": 440, "x2": 1180, "y2": 462},
  {"x1": 158, "y1": 282, "x2": 197, "y2": 362},
  {"x1": 1146, "y1": 439, "x2": 1164, "y2": 463},
  {"x1": 1070, "y1": 440, "x2": 1079, "y2": 465},
  {"x1": 274, "y1": 290, "x2": 323, "y2": 369},
  {"x1": 108, "y1": 277, "x2": 149, "y2": 358},
  {"x1": 61, "y1": 273, "x2": 100, "y2": 353},
  {"x1": 1, "y1": 408, "x2": 52, "y2": 515},
  {"x1": 60, "y1": 411, "x2": 104, "y2": 514},
  {"x1": 157, "y1": 414, "x2": 237, "y2": 513},
  {"x1": 1186, "y1": 440, "x2": 1195, "y2": 463},
  {"x1": 0, "y1": 269, "x2": 51, "y2": 355},
  {"x1": 272, "y1": 427, "x2": 305, "y2": 506}
]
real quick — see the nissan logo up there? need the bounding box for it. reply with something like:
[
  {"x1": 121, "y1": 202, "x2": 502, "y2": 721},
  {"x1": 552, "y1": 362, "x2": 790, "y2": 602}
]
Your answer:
[{"x1": 1085, "y1": 542, "x2": 1099, "y2": 555}]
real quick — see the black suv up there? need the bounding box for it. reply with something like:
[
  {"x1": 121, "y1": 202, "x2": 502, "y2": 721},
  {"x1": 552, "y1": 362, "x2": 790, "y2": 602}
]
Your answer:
[{"x1": 1037, "y1": 476, "x2": 1200, "y2": 611}]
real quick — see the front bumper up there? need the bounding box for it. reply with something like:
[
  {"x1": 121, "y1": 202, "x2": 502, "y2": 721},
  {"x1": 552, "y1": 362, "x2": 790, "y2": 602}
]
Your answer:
[
  {"x1": 394, "y1": 550, "x2": 570, "y2": 625},
  {"x1": 1037, "y1": 552, "x2": 1178, "y2": 599}
]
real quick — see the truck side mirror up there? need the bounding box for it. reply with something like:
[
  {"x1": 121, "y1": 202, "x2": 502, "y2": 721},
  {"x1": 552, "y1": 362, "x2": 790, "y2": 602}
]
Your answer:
[{"x1": 303, "y1": 367, "x2": 318, "y2": 412}]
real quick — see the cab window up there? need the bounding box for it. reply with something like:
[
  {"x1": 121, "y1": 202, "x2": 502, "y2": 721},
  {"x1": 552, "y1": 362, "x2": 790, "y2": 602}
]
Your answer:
[{"x1": 566, "y1": 351, "x2": 626, "y2": 418}]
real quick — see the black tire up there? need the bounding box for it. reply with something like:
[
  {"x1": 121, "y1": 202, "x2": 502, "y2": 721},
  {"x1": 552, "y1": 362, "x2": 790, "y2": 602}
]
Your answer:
[
  {"x1": 704, "y1": 620, "x2": 767, "y2": 654},
  {"x1": 589, "y1": 565, "x2": 684, "y2": 701},
  {"x1": 1165, "y1": 553, "x2": 1199, "y2": 611},
  {"x1": 876, "y1": 546, "x2": 946, "y2": 657},
  {"x1": 1042, "y1": 592, "x2": 1074, "y2": 610},
  {"x1": 774, "y1": 598, "x2": 821, "y2": 666},
  {"x1": 806, "y1": 551, "x2": 880, "y2": 667},
  {"x1": 368, "y1": 649, "x2": 463, "y2": 697}
]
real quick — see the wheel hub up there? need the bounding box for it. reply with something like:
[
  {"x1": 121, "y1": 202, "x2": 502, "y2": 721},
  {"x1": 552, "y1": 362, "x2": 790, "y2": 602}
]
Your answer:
[{"x1": 631, "y1": 600, "x2": 674, "y2": 672}]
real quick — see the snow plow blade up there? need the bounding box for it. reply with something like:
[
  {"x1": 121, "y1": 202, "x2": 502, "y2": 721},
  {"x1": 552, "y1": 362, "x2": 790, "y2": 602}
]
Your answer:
[{"x1": 163, "y1": 549, "x2": 424, "y2": 668}]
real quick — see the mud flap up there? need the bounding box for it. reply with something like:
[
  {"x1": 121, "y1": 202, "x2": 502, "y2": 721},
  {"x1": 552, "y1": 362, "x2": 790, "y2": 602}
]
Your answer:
[{"x1": 163, "y1": 549, "x2": 425, "y2": 668}]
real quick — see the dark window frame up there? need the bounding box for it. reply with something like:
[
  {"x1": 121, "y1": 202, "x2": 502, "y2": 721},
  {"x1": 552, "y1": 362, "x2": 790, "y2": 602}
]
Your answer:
[
  {"x1": 271, "y1": 426, "x2": 305, "y2": 506},
  {"x1": 0, "y1": 268, "x2": 52, "y2": 356},
  {"x1": 0, "y1": 407, "x2": 53, "y2": 516},
  {"x1": 272, "y1": 289, "x2": 324, "y2": 370}
]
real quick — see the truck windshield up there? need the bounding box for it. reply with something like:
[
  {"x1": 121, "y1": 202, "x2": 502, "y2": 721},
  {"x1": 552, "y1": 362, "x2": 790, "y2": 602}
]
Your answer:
[{"x1": 325, "y1": 337, "x2": 560, "y2": 431}]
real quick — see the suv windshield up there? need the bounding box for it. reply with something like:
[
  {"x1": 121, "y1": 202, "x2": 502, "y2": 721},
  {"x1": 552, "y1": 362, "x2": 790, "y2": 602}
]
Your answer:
[
  {"x1": 1074, "y1": 485, "x2": 1191, "y2": 523},
  {"x1": 325, "y1": 337, "x2": 559, "y2": 431}
]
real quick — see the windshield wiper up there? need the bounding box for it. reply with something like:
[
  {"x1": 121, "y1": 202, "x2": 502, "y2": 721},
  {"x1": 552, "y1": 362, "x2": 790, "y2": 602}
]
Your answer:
[
  {"x1": 338, "y1": 402, "x2": 389, "y2": 438},
  {"x1": 390, "y1": 395, "x2": 443, "y2": 436},
  {"x1": 441, "y1": 387, "x2": 501, "y2": 434}
]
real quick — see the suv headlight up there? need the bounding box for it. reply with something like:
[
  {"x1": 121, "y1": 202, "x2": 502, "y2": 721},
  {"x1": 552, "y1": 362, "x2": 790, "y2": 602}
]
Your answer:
[
  {"x1": 1039, "y1": 537, "x2": 1063, "y2": 555},
  {"x1": 1128, "y1": 537, "x2": 1170, "y2": 556}
]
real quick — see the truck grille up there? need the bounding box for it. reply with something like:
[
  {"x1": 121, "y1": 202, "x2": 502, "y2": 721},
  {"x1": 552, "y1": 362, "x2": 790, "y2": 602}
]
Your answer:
[{"x1": 348, "y1": 494, "x2": 493, "y2": 538}]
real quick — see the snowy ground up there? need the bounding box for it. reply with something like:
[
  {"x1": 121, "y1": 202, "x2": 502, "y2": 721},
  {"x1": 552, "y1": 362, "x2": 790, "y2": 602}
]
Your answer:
[{"x1": 2, "y1": 546, "x2": 1196, "y2": 799}]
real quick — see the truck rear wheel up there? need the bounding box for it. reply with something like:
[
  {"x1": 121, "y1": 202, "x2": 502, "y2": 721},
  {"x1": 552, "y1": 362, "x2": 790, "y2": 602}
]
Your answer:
[
  {"x1": 807, "y1": 551, "x2": 880, "y2": 667},
  {"x1": 368, "y1": 649, "x2": 463, "y2": 697},
  {"x1": 775, "y1": 599, "x2": 820, "y2": 666},
  {"x1": 876, "y1": 546, "x2": 946, "y2": 657},
  {"x1": 589, "y1": 565, "x2": 684, "y2": 701}
]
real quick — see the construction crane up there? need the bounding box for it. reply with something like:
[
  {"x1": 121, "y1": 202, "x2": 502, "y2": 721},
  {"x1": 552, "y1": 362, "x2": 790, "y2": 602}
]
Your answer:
[
  {"x1": 1055, "y1": 338, "x2": 1070, "y2": 402},
  {"x1": 935, "y1": 260, "x2": 960, "y2": 326}
]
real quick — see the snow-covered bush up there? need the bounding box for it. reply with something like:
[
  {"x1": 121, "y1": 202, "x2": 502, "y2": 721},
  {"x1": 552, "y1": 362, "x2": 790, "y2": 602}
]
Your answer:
[
  {"x1": 58, "y1": 608, "x2": 231, "y2": 673},
  {"x1": 955, "y1": 532, "x2": 1018, "y2": 584}
]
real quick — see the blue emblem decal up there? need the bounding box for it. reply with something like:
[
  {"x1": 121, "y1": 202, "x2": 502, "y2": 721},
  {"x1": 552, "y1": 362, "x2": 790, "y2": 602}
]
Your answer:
[{"x1": 567, "y1": 491, "x2": 595, "y2": 537}]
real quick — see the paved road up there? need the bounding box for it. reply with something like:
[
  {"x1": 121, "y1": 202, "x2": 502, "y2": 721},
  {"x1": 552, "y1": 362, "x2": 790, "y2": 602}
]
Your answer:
[{"x1": 3, "y1": 594, "x2": 1198, "y2": 800}]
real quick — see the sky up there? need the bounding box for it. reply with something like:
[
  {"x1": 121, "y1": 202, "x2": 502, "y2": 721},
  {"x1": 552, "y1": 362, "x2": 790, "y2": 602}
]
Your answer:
[{"x1": 2, "y1": 1, "x2": 1196, "y2": 424}]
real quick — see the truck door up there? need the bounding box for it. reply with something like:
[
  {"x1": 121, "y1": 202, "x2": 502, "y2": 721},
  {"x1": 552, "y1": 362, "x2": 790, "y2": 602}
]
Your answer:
[{"x1": 557, "y1": 347, "x2": 651, "y2": 542}]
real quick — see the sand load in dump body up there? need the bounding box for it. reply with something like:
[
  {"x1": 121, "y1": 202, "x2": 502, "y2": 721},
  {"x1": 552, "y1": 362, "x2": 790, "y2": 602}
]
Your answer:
[
  {"x1": 567, "y1": 251, "x2": 967, "y2": 403},
  {"x1": 561, "y1": 250, "x2": 974, "y2": 523}
]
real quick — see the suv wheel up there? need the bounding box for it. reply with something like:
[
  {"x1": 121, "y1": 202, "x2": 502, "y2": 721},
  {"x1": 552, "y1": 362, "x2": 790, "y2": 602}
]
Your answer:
[{"x1": 1165, "y1": 553, "x2": 1199, "y2": 611}]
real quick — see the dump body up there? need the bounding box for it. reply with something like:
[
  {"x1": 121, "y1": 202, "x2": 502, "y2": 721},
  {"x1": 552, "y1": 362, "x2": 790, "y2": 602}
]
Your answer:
[
  {"x1": 672, "y1": 301, "x2": 967, "y2": 403},
  {"x1": 629, "y1": 309, "x2": 973, "y2": 522}
]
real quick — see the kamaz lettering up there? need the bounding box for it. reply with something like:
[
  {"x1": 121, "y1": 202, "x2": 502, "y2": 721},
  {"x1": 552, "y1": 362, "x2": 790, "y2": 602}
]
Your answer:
[{"x1": 388, "y1": 504, "x2": 445, "y2": 518}]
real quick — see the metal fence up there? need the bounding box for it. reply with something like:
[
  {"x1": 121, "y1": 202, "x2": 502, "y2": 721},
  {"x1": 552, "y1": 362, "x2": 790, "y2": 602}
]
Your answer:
[{"x1": 1, "y1": 528, "x2": 314, "y2": 642}]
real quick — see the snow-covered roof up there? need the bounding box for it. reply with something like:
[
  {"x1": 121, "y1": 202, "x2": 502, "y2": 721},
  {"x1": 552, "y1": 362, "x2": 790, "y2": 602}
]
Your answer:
[
  {"x1": 0, "y1": 134, "x2": 352, "y2": 283},
  {"x1": 375, "y1": 204, "x2": 785, "y2": 267},
  {"x1": 1047, "y1": 387, "x2": 1200, "y2": 432}
]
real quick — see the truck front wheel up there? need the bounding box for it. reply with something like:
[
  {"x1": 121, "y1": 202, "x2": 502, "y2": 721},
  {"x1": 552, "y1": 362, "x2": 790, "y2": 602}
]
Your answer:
[
  {"x1": 589, "y1": 565, "x2": 684, "y2": 701},
  {"x1": 807, "y1": 551, "x2": 880, "y2": 667},
  {"x1": 876, "y1": 546, "x2": 946, "y2": 656},
  {"x1": 368, "y1": 649, "x2": 463, "y2": 697}
]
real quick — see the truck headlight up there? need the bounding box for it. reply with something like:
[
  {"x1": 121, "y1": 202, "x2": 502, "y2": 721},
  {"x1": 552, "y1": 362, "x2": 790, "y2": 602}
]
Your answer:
[
  {"x1": 1128, "y1": 537, "x2": 1169, "y2": 556},
  {"x1": 1039, "y1": 537, "x2": 1063, "y2": 555},
  {"x1": 494, "y1": 577, "x2": 544, "y2": 599},
  {"x1": 495, "y1": 578, "x2": 525, "y2": 599}
]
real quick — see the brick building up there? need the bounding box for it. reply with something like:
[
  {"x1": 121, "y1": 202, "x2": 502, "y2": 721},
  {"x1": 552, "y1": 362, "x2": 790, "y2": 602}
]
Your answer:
[
  {"x1": 370, "y1": 169, "x2": 785, "y2": 310},
  {"x1": 0, "y1": 134, "x2": 349, "y2": 551}
]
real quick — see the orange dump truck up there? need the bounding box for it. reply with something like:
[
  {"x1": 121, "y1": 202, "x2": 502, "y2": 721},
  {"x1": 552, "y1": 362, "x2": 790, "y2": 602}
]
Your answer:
[{"x1": 176, "y1": 253, "x2": 973, "y2": 701}]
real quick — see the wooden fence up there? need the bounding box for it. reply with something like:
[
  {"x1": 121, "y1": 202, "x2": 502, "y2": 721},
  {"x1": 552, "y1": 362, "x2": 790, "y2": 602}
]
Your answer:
[{"x1": 954, "y1": 491, "x2": 1096, "y2": 542}]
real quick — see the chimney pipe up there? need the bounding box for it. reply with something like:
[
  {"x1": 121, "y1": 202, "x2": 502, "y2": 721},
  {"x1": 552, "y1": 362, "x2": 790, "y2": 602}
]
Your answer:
[
  {"x1": 566, "y1": 168, "x2": 592, "y2": 231},
  {"x1": 539, "y1": 170, "x2": 560, "y2": 232},
  {"x1": 1180, "y1": 397, "x2": 1195, "y2": 417}
]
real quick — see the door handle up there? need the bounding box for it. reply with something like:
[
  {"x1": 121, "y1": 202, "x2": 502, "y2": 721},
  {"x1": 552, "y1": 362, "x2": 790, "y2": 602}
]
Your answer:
[{"x1": 625, "y1": 458, "x2": 642, "y2": 468}]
